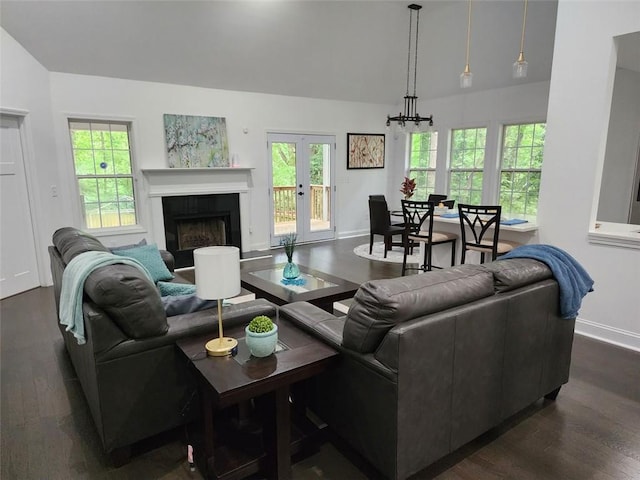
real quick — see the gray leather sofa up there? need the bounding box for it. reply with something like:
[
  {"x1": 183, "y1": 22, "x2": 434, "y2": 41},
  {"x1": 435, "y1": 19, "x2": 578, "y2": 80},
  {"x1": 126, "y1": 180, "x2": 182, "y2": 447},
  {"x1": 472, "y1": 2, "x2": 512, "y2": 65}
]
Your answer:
[
  {"x1": 280, "y1": 259, "x2": 576, "y2": 480},
  {"x1": 49, "y1": 227, "x2": 276, "y2": 463}
]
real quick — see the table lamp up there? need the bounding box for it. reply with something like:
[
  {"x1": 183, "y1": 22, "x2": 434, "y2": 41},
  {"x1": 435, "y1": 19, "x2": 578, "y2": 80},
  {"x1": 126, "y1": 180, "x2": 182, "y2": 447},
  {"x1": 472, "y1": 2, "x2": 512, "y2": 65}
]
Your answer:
[{"x1": 194, "y1": 246, "x2": 241, "y2": 356}]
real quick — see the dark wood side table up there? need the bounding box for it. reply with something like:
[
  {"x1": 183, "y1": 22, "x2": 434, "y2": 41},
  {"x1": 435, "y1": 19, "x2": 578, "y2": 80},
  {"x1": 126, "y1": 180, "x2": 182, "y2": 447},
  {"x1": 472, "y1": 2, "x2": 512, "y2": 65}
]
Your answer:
[{"x1": 176, "y1": 318, "x2": 338, "y2": 480}]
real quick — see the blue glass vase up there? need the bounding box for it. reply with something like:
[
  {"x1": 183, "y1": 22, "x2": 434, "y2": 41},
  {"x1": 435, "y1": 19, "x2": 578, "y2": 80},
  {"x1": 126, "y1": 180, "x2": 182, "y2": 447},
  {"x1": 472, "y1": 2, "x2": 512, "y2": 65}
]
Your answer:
[{"x1": 283, "y1": 258, "x2": 300, "y2": 279}]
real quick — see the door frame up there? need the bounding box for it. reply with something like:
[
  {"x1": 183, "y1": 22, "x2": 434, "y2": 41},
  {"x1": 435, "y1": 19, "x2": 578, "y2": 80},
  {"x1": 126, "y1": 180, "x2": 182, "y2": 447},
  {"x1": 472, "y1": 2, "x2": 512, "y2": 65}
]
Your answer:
[
  {"x1": 267, "y1": 132, "x2": 336, "y2": 247},
  {"x1": 0, "y1": 108, "x2": 44, "y2": 288}
]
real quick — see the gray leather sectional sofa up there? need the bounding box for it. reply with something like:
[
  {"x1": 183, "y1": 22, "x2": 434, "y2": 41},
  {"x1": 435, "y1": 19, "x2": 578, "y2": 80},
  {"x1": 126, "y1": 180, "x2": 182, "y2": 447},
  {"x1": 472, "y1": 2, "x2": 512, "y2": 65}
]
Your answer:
[
  {"x1": 280, "y1": 259, "x2": 576, "y2": 480},
  {"x1": 49, "y1": 227, "x2": 276, "y2": 463}
]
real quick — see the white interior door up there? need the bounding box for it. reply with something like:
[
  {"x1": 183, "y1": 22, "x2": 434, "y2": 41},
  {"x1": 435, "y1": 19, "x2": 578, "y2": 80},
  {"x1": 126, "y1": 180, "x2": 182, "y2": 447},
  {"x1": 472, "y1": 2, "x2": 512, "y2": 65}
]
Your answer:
[
  {"x1": 268, "y1": 133, "x2": 335, "y2": 246},
  {"x1": 0, "y1": 115, "x2": 40, "y2": 299}
]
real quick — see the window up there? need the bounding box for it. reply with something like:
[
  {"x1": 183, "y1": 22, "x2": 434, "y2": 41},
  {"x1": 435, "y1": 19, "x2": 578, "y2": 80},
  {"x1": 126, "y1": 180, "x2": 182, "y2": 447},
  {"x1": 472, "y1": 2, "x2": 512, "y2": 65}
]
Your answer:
[
  {"x1": 408, "y1": 131, "x2": 438, "y2": 200},
  {"x1": 68, "y1": 120, "x2": 138, "y2": 229},
  {"x1": 499, "y1": 122, "x2": 545, "y2": 217},
  {"x1": 449, "y1": 127, "x2": 487, "y2": 205}
]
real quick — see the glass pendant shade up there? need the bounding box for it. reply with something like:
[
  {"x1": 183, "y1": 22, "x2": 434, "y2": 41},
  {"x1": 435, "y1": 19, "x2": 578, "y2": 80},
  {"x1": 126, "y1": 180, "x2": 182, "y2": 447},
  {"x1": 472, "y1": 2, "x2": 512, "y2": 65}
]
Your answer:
[
  {"x1": 460, "y1": 65, "x2": 473, "y2": 88},
  {"x1": 513, "y1": 55, "x2": 528, "y2": 78}
]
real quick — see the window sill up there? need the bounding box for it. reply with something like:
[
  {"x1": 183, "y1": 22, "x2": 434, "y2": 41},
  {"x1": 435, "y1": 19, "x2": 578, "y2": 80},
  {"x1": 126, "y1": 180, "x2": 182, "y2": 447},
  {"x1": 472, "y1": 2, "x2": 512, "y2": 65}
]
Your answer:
[
  {"x1": 87, "y1": 225, "x2": 148, "y2": 238},
  {"x1": 433, "y1": 215, "x2": 539, "y2": 232},
  {"x1": 588, "y1": 222, "x2": 640, "y2": 249}
]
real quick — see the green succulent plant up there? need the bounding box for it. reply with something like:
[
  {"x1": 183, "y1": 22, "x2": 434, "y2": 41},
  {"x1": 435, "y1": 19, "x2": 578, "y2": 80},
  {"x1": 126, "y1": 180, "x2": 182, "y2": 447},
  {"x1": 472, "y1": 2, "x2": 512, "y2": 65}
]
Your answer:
[{"x1": 247, "y1": 315, "x2": 275, "y2": 333}]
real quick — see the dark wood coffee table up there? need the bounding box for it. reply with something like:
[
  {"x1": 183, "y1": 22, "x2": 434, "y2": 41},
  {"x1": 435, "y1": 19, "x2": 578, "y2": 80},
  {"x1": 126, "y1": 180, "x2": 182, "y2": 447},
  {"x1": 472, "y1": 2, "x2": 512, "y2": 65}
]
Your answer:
[
  {"x1": 176, "y1": 318, "x2": 338, "y2": 480},
  {"x1": 240, "y1": 263, "x2": 359, "y2": 312}
]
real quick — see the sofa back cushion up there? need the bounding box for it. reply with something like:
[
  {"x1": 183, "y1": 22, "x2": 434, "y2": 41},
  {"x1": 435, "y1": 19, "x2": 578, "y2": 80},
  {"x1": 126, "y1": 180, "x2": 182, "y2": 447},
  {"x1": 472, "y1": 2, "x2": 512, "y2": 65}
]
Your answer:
[
  {"x1": 52, "y1": 227, "x2": 168, "y2": 339},
  {"x1": 84, "y1": 264, "x2": 168, "y2": 338},
  {"x1": 483, "y1": 258, "x2": 552, "y2": 292},
  {"x1": 342, "y1": 264, "x2": 495, "y2": 353},
  {"x1": 53, "y1": 227, "x2": 109, "y2": 264}
]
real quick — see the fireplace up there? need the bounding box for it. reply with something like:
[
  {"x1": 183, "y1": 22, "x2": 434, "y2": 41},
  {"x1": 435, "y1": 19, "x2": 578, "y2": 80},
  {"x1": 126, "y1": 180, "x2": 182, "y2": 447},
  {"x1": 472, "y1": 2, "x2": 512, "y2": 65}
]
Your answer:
[{"x1": 162, "y1": 193, "x2": 242, "y2": 268}]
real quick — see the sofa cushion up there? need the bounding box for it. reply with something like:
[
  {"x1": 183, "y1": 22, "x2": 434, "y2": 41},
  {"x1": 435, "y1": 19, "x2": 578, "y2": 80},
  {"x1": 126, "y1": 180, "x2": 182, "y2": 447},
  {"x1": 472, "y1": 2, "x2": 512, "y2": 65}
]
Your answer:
[
  {"x1": 483, "y1": 258, "x2": 552, "y2": 292},
  {"x1": 107, "y1": 238, "x2": 147, "y2": 252},
  {"x1": 53, "y1": 227, "x2": 109, "y2": 264},
  {"x1": 157, "y1": 281, "x2": 197, "y2": 297},
  {"x1": 161, "y1": 294, "x2": 217, "y2": 316},
  {"x1": 84, "y1": 264, "x2": 168, "y2": 338},
  {"x1": 112, "y1": 243, "x2": 174, "y2": 282},
  {"x1": 342, "y1": 264, "x2": 494, "y2": 353}
]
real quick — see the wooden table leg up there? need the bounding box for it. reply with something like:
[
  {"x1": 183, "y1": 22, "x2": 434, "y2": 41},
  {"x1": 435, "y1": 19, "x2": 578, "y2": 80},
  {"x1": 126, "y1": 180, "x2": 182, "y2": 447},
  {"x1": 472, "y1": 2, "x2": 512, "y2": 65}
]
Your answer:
[
  {"x1": 202, "y1": 386, "x2": 216, "y2": 479},
  {"x1": 263, "y1": 386, "x2": 291, "y2": 480}
]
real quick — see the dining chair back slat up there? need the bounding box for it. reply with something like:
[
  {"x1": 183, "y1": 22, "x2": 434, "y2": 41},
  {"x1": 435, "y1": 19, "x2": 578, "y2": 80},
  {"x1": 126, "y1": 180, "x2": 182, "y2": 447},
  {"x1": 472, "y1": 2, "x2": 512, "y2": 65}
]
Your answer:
[{"x1": 458, "y1": 204, "x2": 519, "y2": 263}]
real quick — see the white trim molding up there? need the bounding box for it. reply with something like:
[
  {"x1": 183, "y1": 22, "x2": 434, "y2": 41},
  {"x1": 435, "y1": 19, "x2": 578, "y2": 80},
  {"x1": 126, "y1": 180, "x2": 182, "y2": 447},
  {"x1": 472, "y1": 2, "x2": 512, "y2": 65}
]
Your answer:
[{"x1": 576, "y1": 317, "x2": 640, "y2": 352}]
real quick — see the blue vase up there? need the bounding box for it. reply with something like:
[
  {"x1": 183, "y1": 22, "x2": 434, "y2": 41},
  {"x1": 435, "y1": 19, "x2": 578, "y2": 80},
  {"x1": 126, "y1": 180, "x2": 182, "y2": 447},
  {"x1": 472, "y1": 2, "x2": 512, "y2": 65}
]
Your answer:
[{"x1": 283, "y1": 260, "x2": 300, "y2": 279}]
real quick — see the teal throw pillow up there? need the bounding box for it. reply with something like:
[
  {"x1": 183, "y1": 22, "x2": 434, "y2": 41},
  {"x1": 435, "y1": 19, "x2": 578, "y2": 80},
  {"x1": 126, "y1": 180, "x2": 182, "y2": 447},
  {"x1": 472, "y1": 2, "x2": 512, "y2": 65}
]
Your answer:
[
  {"x1": 157, "y1": 281, "x2": 196, "y2": 297},
  {"x1": 113, "y1": 243, "x2": 174, "y2": 282}
]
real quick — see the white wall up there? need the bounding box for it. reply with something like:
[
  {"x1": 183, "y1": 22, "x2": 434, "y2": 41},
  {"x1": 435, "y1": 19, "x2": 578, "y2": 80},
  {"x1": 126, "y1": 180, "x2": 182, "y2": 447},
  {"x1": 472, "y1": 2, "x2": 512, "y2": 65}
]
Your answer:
[
  {"x1": 48, "y1": 73, "x2": 393, "y2": 251},
  {"x1": 540, "y1": 1, "x2": 640, "y2": 350},
  {"x1": 0, "y1": 29, "x2": 62, "y2": 285},
  {"x1": 597, "y1": 67, "x2": 640, "y2": 223}
]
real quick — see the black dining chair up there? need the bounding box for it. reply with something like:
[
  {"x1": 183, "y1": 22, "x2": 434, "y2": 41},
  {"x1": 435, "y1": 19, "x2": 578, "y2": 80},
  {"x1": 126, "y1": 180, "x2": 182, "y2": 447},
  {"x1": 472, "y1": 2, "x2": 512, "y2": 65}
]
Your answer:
[
  {"x1": 458, "y1": 204, "x2": 520, "y2": 264},
  {"x1": 427, "y1": 194, "x2": 448, "y2": 204},
  {"x1": 401, "y1": 200, "x2": 458, "y2": 275},
  {"x1": 369, "y1": 197, "x2": 404, "y2": 258}
]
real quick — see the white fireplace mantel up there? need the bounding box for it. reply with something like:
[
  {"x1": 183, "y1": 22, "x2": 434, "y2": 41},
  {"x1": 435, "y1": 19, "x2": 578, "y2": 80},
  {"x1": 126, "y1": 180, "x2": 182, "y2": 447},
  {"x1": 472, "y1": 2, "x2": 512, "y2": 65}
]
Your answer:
[
  {"x1": 141, "y1": 167, "x2": 254, "y2": 197},
  {"x1": 140, "y1": 167, "x2": 254, "y2": 253}
]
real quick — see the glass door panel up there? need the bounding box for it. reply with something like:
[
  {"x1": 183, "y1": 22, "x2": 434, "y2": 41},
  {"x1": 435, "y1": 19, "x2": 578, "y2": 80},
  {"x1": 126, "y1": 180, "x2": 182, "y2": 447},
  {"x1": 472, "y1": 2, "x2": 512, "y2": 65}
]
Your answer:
[
  {"x1": 306, "y1": 141, "x2": 332, "y2": 237},
  {"x1": 271, "y1": 141, "x2": 297, "y2": 237}
]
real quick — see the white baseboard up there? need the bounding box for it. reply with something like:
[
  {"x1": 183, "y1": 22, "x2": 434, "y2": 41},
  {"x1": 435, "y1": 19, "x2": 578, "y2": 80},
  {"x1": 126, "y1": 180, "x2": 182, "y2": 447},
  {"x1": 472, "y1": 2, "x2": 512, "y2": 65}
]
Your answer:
[
  {"x1": 337, "y1": 230, "x2": 368, "y2": 239},
  {"x1": 575, "y1": 317, "x2": 640, "y2": 352}
]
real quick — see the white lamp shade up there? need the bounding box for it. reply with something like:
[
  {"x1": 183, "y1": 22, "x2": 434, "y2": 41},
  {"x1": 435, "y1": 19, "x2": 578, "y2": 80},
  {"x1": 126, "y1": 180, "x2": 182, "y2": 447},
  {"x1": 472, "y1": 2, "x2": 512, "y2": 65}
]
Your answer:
[{"x1": 194, "y1": 246, "x2": 241, "y2": 300}]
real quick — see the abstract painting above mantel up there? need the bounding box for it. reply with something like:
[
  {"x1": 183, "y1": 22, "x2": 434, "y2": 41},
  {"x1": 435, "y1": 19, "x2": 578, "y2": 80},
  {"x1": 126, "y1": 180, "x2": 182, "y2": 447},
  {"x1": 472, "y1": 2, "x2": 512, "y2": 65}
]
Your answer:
[{"x1": 163, "y1": 114, "x2": 230, "y2": 168}]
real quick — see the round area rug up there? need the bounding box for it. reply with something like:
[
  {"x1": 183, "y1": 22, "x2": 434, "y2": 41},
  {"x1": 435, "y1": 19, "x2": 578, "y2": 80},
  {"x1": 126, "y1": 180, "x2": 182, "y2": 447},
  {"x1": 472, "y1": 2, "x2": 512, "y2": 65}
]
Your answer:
[{"x1": 353, "y1": 242, "x2": 420, "y2": 265}]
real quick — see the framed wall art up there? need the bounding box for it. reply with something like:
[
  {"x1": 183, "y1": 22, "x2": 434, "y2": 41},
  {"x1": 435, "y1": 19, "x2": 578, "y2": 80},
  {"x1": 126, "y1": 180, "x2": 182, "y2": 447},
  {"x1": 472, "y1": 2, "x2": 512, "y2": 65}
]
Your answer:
[
  {"x1": 347, "y1": 133, "x2": 385, "y2": 169},
  {"x1": 164, "y1": 114, "x2": 230, "y2": 168}
]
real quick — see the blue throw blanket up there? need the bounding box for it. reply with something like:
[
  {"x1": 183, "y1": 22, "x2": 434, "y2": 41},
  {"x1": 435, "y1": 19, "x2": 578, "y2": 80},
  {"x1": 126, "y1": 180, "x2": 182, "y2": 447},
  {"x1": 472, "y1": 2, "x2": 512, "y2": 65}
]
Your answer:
[
  {"x1": 59, "y1": 251, "x2": 154, "y2": 345},
  {"x1": 499, "y1": 244, "x2": 594, "y2": 319}
]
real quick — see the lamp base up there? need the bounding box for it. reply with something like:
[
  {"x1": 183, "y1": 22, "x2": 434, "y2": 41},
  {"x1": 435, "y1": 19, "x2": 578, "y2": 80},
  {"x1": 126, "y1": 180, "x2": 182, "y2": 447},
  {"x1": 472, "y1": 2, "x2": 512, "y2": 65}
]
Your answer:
[{"x1": 205, "y1": 337, "x2": 238, "y2": 357}]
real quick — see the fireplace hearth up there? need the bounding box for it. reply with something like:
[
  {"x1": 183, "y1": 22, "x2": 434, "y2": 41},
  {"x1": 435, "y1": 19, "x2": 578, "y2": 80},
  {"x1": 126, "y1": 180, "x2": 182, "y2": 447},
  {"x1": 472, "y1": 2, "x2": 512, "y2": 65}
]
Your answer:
[{"x1": 162, "y1": 193, "x2": 241, "y2": 268}]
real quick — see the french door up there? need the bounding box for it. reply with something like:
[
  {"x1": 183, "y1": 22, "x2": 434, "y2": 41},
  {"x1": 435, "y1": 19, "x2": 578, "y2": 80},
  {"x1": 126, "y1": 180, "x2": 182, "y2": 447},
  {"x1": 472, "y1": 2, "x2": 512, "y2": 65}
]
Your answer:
[{"x1": 267, "y1": 133, "x2": 335, "y2": 246}]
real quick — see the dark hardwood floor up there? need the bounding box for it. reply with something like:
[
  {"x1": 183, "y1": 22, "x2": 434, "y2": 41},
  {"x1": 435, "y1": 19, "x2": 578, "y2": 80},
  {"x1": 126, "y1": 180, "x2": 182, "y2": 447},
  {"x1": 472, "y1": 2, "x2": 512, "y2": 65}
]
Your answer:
[{"x1": 2, "y1": 236, "x2": 639, "y2": 479}]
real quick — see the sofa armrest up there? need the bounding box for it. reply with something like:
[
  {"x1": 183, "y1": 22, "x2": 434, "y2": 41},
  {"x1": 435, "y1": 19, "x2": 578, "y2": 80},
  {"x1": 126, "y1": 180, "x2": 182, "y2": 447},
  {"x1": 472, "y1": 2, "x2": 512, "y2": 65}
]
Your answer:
[
  {"x1": 95, "y1": 298, "x2": 277, "y2": 362},
  {"x1": 279, "y1": 302, "x2": 345, "y2": 349},
  {"x1": 160, "y1": 249, "x2": 175, "y2": 272},
  {"x1": 279, "y1": 302, "x2": 397, "y2": 381}
]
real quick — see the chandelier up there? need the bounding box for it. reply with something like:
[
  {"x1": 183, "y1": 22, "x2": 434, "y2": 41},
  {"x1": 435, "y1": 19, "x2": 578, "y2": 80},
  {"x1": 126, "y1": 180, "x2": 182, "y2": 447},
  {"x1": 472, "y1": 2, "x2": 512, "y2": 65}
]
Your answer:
[{"x1": 386, "y1": 4, "x2": 433, "y2": 133}]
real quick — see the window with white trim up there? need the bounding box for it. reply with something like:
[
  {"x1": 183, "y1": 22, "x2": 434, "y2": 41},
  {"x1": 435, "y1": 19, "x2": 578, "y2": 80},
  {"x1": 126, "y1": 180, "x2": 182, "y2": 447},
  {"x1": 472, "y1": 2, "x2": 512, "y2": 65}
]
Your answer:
[
  {"x1": 449, "y1": 127, "x2": 487, "y2": 205},
  {"x1": 68, "y1": 120, "x2": 139, "y2": 229},
  {"x1": 499, "y1": 122, "x2": 545, "y2": 217},
  {"x1": 408, "y1": 131, "x2": 438, "y2": 200}
]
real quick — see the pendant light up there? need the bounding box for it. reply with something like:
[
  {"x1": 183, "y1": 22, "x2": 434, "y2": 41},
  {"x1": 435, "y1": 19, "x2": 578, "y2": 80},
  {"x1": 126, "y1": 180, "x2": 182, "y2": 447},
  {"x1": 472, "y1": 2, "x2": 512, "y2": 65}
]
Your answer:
[
  {"x1": 513, "y1": 0, "x2": 529, "y2": 78},
  {"x1": 386, "y1": 4, "x2": 434, "y2": 133},
  {"x1": 460, "y1": 0, "x2": 473, "y2": 88}
]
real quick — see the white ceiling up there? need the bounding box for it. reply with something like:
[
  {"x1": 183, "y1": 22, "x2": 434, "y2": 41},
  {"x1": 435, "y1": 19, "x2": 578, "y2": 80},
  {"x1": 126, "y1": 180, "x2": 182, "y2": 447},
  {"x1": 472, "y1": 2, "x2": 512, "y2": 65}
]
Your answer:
[{"x1": 0, "y1": 0, "x2": 558, "y2": 105}]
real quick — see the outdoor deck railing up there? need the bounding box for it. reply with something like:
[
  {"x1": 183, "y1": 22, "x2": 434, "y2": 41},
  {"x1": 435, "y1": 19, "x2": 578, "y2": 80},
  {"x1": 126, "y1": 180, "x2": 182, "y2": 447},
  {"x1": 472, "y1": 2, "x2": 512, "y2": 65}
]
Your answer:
[{"x1": 273, "y1": 185, "x2": 330, "y2": 223}]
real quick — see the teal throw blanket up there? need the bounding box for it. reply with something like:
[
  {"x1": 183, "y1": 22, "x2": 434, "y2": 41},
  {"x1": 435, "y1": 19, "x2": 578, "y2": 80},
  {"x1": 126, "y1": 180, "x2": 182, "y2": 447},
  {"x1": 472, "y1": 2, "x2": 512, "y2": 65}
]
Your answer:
[{"x1": 59, "y1": 251, "x2": 154, "y2": 345}]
